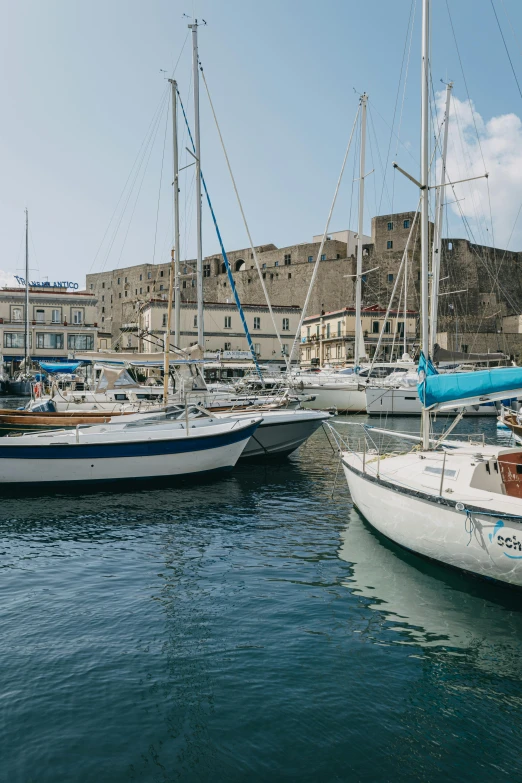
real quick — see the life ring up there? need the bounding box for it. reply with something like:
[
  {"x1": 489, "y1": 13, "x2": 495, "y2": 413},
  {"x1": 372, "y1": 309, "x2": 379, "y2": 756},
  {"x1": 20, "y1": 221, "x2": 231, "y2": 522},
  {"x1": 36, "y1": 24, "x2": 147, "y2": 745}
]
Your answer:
[{"x1": 34, "y1": 382, "x2": 42, "y2": 398}]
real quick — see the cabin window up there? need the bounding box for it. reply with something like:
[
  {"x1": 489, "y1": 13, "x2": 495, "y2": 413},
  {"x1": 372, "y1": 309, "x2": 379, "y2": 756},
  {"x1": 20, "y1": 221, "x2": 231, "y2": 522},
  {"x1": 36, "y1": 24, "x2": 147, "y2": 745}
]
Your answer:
[
  {"x1": 114, "y1": 394, "x2": 129, "y2": 401},
  {"x1": 36, "y1": 333, "x2": 63, "y2": 349},
  {"x1": 68, "y1": 334, "x2": 94, "y2": 350}
]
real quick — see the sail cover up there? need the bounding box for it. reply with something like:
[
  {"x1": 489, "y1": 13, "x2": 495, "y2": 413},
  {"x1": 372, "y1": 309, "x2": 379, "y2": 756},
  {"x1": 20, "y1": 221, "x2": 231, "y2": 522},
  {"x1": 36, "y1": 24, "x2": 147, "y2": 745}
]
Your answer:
[
  {"x1": 418, "y1": 354, "x2": 522, "y2": 410},
  {"x1": 433, "y1": 343, "x2": 507, "y2": 364}
]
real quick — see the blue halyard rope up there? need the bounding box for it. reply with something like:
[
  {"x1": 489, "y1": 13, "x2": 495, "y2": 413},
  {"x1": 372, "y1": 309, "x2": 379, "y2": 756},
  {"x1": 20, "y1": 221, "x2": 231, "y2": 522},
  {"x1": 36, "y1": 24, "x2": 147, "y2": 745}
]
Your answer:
[{"x1": 176, "y1": 89, "x2": 264, "y2": 383}]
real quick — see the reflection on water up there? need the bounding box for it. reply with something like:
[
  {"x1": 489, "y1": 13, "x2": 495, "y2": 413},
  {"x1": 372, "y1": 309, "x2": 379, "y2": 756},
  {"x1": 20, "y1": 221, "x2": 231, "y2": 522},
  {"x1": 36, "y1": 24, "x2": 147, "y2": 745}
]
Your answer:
[
  {"x1": 2, "y1": 419, "x2": 522, "y2": 781},
  {"x1": 339, "y1": 510, "x2": 522, "y2": 680}
]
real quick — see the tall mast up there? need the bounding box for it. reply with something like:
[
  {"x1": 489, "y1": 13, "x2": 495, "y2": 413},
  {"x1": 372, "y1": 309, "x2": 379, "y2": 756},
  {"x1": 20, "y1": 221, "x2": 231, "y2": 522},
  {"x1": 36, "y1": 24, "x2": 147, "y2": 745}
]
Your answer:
[
  {"x1": 403, "y1": 249, "x2": 408, "y2": 357},
  {"x1": 429, "y1": 81, "x2": 452, "y2": 355},
  {"x1": 24, "y1": 209, "x2": 29, "y2": 369},
  {"x1": 163, "y1": 81, "x2": 181, "y2": 404},
  {"x1": 420, "y1": 0, "x2": 430, "y2": 450},
  {"x1": 189, "y1": 19, "x2": 204, "y2": 348},
  {"x1": 354, "y1": 93, "x2": 368, "y2": 370},
  {"x1": 169, "y1": 79, "x2": 181, "y2": 347}
]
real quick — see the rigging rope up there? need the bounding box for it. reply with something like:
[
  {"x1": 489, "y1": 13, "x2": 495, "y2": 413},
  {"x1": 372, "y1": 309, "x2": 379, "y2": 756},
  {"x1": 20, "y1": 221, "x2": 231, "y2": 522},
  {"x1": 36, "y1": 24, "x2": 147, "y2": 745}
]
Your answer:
[
  {"x1": 199, "y1": 64, "x2": 289, "y2": 371},
  {"x1": 288, "y1": 105, "x2": 360, "y2": 366},
  {"x1": 176, "y1": 89, "x2": 265, "y2": 383}
]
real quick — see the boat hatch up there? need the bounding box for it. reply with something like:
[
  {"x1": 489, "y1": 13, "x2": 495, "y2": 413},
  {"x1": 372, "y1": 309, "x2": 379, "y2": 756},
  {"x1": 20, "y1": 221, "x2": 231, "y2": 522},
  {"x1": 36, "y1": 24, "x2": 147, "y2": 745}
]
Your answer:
[{"x1": 423, "y1": 465, "x2": 458, "y2": 480}]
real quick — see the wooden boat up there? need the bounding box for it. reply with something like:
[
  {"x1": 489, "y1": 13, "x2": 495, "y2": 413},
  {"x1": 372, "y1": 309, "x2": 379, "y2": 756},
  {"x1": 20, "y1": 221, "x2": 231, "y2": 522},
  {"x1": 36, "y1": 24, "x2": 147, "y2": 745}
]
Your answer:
[
  {"x1": 501, "y1": 412, "x2": 522, "y2": 441},
  {"x1": 0, "y1": 409, "x2": 132, "y2": 434}
]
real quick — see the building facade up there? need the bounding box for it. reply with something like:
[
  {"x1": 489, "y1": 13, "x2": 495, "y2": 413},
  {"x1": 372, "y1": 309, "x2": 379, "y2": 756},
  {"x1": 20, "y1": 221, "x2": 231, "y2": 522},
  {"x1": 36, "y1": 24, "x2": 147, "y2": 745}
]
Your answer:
[
  {"x1": 128, "y1": 300, "x2": 301, "y2": 364},
  {"x1": 300, "y1": 305, "x2": 418, "y2": 367},
  {"x1": 0, "y1": 287, "x2": 100, "y2": 373}
]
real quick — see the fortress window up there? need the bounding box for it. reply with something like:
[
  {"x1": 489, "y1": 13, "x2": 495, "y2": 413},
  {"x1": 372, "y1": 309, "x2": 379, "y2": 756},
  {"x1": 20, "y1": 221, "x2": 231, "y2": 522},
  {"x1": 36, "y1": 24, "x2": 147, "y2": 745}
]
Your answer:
[
  {"x1": 403, "y1": 219, "x2": 410, "y2": 229},
  {"x1": 148, "y1": 272, "x2": 152, "y2": 279},
  {"x1": 140, "y1": 274, "x2": 142, "y2": 281},
  {"x1": 262, "y1": 263, "x2": 266, "y2": 269},
  {"x1": 191, "y1": 280, "x2": 195, "y2": 287},
  {"x1": 388, "y1": 273, "x2": 394, "y2": 282},
  {"x1": 336, "y1": 254, "x2": 341, "y2": 259},
  {"x1": 125, "y1": 277, "x2": 128, "y2": 283},
  {"x1": 275, "y1": 261, "x2": 279, "y2": 267},
  {"x1": 321, "y1": 254, "x2": 326, "y2": 261},
  {"x1": 308, "y1": 256, "x2": 313, "y2": 262},
  {"x1": 284, "y1": 254, "x2": 291, "y2": 265},
  {"x1": 235, "y1": 259, "x2": 245, "y2": 272},
  {"x1": 362, "y1": 275, "x2": 367, "y2": 283},
  {"x1": 117, "y1": 277, "x2": 121, "y2": 285},
  {"x1": 387, "y1": 222, "x2": 394, "y2": 231},
  {"x1": 203, "y1": 264, "x2": 211, "y2": 277},
  {"x1": 182, "y1": 281, "x2": 187, "y2": 289},
  {"x1": 448, "y1": 242, "x2": 453, "y2": 250},
  {"x1": 387, "y1": 241, "x2": 393, "y2": 250},
  {"x1": 160, "y1": 271, "x2": 164, "y2": 277},
  {"x1": 159, "y1": 284, "x2": 164, "y2": 291},
  {"x1": 263, "y1": 273, "x2": 266, "y2": 280},
  {"x1": 288, "y1": 273, "x2": 292, "y2": 279},
  {"x1": 102, "y1": 282, "x2": 105, "y2": 289}
]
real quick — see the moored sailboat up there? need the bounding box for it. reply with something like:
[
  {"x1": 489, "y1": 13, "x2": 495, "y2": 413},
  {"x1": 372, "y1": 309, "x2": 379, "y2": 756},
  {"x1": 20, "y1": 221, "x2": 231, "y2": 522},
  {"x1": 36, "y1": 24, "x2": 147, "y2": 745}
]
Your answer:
[{"x1": 338, "y1": 0, "x2": 522, "y2": 588}]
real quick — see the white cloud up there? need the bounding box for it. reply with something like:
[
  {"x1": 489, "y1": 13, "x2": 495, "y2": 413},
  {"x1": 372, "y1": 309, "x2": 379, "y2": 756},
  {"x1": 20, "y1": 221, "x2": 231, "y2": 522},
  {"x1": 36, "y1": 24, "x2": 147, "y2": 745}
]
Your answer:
[{"x1": 436, "y1": 91, "x2": 522, "y2": 250}]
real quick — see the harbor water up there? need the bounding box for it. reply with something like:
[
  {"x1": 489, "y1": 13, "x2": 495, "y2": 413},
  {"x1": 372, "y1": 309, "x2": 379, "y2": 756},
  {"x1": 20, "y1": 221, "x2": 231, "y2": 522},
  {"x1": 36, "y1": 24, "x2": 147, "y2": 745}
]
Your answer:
[{"x1": 2, "y1": 406, "x2": 522, "y2": 781}]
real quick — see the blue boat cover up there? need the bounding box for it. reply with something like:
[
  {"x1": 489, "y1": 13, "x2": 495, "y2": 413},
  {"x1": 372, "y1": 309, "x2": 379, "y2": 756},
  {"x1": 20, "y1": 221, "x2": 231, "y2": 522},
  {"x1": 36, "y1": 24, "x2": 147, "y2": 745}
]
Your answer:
[
  {"x1": 418, "y1": 352, "x2": 522, "y2": 409},
  {"x1": 38, "y1": 361, "x2": 82, "y2": 374}
]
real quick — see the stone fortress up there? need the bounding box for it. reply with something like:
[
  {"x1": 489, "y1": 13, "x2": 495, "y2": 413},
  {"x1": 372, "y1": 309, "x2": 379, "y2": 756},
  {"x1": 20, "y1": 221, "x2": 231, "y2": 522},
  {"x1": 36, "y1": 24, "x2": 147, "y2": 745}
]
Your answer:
[{"x1": 86, "y1": 210, "x2": 522, "y2": 361}]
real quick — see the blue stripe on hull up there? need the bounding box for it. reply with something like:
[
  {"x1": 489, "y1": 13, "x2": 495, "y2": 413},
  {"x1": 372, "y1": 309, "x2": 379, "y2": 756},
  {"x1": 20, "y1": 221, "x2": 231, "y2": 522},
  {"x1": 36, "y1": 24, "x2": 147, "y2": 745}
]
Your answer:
[{"x1": 0, "y1": 422, "x2": 258, "y2": 460}]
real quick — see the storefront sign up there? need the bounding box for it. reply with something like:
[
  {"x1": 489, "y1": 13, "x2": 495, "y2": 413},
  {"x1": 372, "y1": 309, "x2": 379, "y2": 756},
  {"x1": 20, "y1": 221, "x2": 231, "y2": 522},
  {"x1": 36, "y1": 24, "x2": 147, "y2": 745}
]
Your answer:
[{"x1": 14, "y1": 276, "x2": 79, "y2": 290}]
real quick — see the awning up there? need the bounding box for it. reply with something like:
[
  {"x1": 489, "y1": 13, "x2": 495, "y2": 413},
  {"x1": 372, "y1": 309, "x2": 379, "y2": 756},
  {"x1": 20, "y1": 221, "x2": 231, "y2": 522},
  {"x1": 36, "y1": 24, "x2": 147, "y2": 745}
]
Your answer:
[{"x1": 38, "y1": 361, "x2": 83, "y2": 374}]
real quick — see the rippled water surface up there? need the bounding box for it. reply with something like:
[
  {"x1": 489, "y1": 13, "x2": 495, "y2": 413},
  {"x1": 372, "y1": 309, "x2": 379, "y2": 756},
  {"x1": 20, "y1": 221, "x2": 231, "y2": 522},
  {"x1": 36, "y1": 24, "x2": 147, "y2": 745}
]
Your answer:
[{"x1": 2, "y1": 408, "x2": 522, "y2": 782}]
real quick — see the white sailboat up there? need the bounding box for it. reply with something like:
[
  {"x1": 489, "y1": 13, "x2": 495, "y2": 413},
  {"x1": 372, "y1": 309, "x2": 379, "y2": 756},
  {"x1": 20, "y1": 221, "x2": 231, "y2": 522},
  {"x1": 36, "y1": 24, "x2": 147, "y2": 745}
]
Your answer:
[
  {"x1": 0, "y1": 411, "x2": 262, "y2": 488},
  {"x1": 338, "y1": 0, "x2": 522, "y2": 588}
]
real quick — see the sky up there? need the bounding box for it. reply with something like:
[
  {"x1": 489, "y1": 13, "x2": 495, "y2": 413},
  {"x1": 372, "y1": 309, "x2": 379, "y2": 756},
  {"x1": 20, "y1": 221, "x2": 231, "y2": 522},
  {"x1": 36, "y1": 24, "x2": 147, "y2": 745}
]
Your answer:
[{"x1": 1, "y1": 0, "x2": 522, "y2": 289}]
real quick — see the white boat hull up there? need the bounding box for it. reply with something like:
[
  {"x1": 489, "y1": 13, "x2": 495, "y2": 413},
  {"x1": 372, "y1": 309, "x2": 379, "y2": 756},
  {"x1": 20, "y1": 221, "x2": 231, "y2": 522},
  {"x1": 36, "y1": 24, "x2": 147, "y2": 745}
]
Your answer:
[
  {"x1": 366, "y1": 386, "x2": 498, "y2": 416},
  {"x1": 300, "y1": 384, "x2": 366, "y2": 413},
  {"x1": 239, "y1": 410, "x2": 330, "y2": 458},
  {"x1": 0, "y1": 419, "x2": 260, "y2": 487},
  {"x1": 342, "y1": 455, "x2": 522, "y2": 587}
]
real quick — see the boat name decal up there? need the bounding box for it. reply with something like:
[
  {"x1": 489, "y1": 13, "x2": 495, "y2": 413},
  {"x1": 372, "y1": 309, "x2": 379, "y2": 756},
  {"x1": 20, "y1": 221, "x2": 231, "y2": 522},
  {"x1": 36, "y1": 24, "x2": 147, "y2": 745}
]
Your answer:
[{"x1": 489, "y1": 520, "x2": 522, "y2": 559}]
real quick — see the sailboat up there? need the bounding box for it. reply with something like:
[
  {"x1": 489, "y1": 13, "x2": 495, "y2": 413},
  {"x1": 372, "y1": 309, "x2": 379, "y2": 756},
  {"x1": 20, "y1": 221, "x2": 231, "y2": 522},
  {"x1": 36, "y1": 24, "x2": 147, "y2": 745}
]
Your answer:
[{"x1": 338, "y1": 0, "x2": 522, "y2": 588}]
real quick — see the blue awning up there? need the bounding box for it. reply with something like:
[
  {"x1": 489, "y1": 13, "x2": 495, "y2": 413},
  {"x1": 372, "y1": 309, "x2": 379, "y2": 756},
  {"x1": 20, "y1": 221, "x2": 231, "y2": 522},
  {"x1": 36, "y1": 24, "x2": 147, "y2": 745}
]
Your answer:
[{"x1": 38, "y1": 361, "x2": 83, "y2": 374}]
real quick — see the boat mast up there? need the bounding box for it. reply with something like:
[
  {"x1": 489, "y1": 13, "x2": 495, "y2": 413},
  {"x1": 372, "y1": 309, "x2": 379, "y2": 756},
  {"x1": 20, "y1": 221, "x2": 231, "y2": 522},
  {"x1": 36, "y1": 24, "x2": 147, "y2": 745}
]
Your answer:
[
  {"x1": 354, "y1": 93, "x2": 368, "y2": 371},
  {"x1": 189, "y1": 19, "x2": 204, "y2": 349},
  {"x1": 403, "y1": 249, "x2": 408, "y2": 356},
  {"x1": 420, "y1": 0, "x2": 430, "y2": 450},
  {"x1": 170, "y1": 79, "x2": 181, "y2": 348},
  {"x1": 24, "y1": 209, "x2": 29, "y2": 370},
  {"x1": 163, "y1": 81, "x2": 180, "y2": 404},
  {"x1": 429, "y1": 81, "x2": 452, "y2": 356}
]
